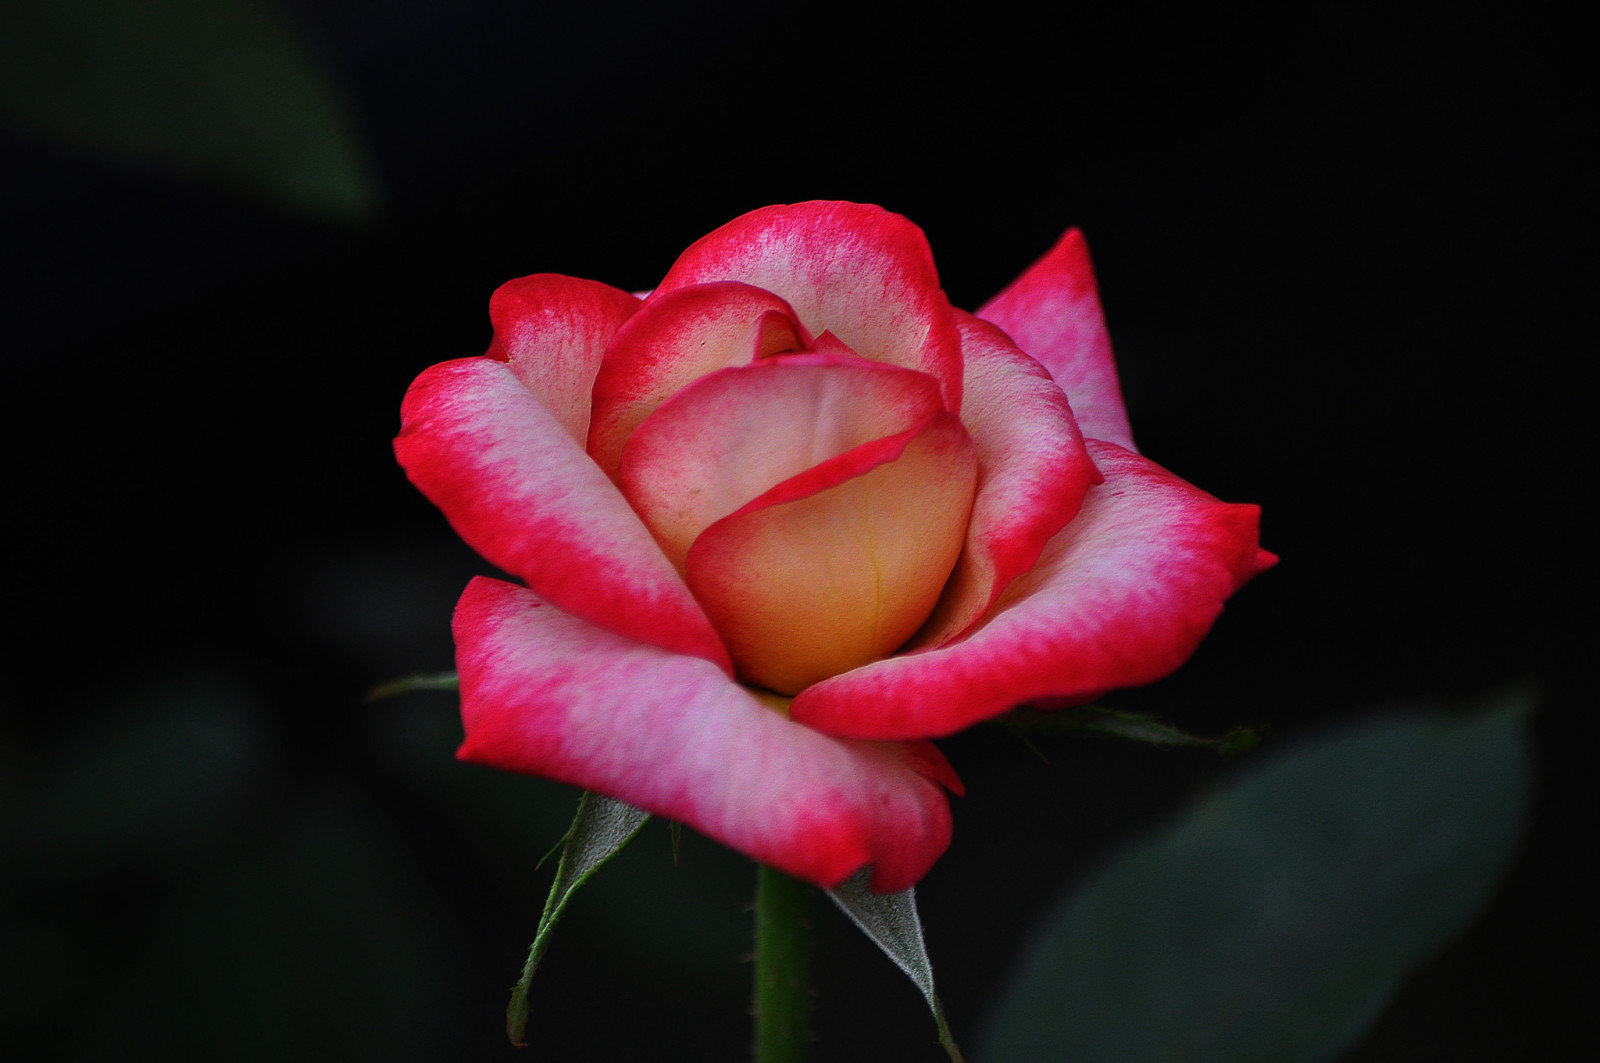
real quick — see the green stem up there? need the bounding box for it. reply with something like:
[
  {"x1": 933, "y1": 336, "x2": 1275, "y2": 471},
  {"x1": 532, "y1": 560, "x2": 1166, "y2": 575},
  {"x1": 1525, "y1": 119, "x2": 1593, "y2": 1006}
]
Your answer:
[{"x1": 753, "y1": 863, "x2": 812, "y2": 1063}]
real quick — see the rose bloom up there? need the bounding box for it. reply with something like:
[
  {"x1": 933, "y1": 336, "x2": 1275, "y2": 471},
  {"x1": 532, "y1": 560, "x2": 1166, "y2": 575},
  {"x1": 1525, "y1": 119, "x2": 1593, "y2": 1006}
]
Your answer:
[{"x1": 397, "y1": 202, "x2": 1272, "y2": 892}]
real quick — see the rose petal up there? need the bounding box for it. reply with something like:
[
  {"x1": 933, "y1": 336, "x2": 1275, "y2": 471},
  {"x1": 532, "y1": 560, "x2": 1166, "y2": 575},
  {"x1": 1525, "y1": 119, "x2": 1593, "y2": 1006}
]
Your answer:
[
  {"x1": 911, "y1": 311, "x2": 1101, "y2": 648},
  {"x1": 686, "y1": 410, "x2": 977, "y2": 695},
  {"x1": 655, "y1": 201, "x2": 964, "y2": 412},
  {"x1": 618, "y1": 353, "x2": 950, "y2": 570},
  {"x1": 396, "y1": 357, "x2": 730, "y2": 668},
  {"x1": 977, "y1": 228, "x2": 1137, "y2": 451},
  {"x1": 454, "y1": 576, "x2": 956, "y2": 891},
  {"x1": 485, "y1": 274, "x2": 641, "y2": 445},
  {"x1": 792, "y1": 441, "x2": 1271, "y2": 739},
  {"x1": 587, "y1": 281, "x2": 810, "y2": 477}
]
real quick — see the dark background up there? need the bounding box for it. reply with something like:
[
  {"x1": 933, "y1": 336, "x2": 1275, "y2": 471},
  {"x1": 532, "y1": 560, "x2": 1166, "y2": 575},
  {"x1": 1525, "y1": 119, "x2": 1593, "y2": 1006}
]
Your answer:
[{"x1": 3, "y1": 1, "x2": 1590, "y2": 1059}]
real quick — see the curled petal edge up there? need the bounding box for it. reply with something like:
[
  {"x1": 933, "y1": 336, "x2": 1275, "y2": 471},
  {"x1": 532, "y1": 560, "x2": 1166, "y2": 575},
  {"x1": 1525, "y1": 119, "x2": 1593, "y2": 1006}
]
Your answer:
[{"x1": 485, "y1": 274, "x2": 641, "y2": 446}]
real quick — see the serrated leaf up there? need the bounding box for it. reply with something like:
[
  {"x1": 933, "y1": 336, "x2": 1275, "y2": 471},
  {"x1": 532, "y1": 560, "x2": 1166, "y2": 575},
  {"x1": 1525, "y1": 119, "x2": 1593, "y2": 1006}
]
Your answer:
[
  {"x1": 506, "y1": 792, "x2": 650, "y2": 1046},
  {"x1": 979, "y1": 698, "x2": 1532, "y2": 1063},
  {"x1": 828, "y1": 869, "x2": 964, "y2": 1062},
  {"x1": 0, "y1": 0, "x2": 378, "y2": 219}
]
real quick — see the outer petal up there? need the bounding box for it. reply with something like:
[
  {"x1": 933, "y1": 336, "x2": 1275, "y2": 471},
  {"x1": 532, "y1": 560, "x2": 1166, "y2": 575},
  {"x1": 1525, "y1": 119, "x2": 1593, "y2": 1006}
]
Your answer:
[
  {"x1": 977, "y1": 228, "x2": 1137, "y2": 451},
  {"x1": 454, "y1": 576, "x2": 955, "y2": 892},
  {"x1": 655, "y1": 201, "x2": 965, "y2": 412},
  {"x1": 485, "y1": 274, "x2": 641, "y2": 446},
  {"x1": 396, "y1": 357, "x2": 730, "y2": 669},
  {"x1": 911, "y1": 312, "x2": 1101, "y2": 648},
  {"x1": 792, "y1": 441, "x2": 1271, "y2": 739},
  {"x1": 587, "y1": 282, "x2": 810, "y2": 477}
]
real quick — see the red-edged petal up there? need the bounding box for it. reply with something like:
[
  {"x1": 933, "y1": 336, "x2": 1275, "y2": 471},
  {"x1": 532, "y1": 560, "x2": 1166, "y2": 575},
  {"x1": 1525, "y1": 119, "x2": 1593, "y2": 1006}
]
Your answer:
[
  {"x1": 485, "y1": 274, "x2": 640, "y2": 445},
  {"x1": 396, "y1": 357, "x2": 730, "y2": 669},
  {"x1": 587, "y1": 282, "x2": 809, "y2": 477},
  {"x1": 978, "y1": 229, "x2": 1136, "y2": 451},
  {"x1": 655, "y1": 201, "x2": 964, "y2": 412},
  {"x1": 911, "y1": 312, "x2": 1101, "y2": 648},
  {"x1": 454, "y1": 576, "x2": 955, "y2": 892},
  {"x1": 792, "y1": 441, "x2": 1271, "y2": 739}
]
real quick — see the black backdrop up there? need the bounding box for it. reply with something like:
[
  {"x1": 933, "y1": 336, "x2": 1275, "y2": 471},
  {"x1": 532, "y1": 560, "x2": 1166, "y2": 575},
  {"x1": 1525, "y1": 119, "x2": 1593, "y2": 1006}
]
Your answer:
[{"x1": 5, "y1": 2, "x2": 1590, "y2": 1059}]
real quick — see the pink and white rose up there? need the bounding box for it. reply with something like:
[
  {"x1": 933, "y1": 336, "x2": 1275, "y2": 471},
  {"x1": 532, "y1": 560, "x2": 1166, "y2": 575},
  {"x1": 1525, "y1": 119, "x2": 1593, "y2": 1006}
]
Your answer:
[{"x1": 396, "y1": 202, "x2": 1272, "y2": 892}]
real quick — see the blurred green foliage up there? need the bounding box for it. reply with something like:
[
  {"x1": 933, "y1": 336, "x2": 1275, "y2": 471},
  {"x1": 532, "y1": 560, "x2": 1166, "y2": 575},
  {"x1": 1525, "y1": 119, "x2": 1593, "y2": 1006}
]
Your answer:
[
  {"x1": 980, "y1": 699, "x2": 1532, "y2": 1063},
  {"x1": 0, "y1": 0, "x2": 377, "y2": 219}
]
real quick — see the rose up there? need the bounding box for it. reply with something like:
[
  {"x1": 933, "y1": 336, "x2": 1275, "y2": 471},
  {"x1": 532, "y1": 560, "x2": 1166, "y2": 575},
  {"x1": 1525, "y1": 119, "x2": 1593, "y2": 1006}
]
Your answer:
[{"x1": 396, "y1": 202, "x2": 1272, "y2": 892}]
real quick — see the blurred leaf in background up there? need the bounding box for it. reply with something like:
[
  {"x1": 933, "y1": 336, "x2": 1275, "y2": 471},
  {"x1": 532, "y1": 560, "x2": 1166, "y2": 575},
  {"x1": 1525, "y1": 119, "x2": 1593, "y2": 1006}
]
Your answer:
[
  {"x1": 980, "y1": 697, "x2": 1532, "y2": 1063},
  {"x1": 0, "y1": 0, "x2": 378, "y2": 220}
]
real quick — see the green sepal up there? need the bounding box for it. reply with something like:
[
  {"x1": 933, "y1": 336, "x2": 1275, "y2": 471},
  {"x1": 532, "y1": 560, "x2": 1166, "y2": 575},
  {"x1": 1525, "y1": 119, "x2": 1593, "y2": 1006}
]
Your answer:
[
  {"x1": 827, "y1": 870, "x2": 964, "y2": 1063},
  {"x1": 996, "y1": 703, "x2": 1261, "y2": 755},
  {"x1": 364, "y1": 670, "x2": 459, "y2": 701},
  {"x1": 506, "y1": 792, "x2": 650, "y2": 1046}
]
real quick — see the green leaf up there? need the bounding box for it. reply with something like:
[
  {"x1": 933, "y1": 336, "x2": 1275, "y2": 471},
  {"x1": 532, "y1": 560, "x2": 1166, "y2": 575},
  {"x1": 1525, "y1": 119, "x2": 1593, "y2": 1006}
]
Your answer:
[
  {"x1": 980, "y1": 698, "x2": 1531, "y2": 1063},
  {"x1": 0, "y1": 0, "x2": 378, "y2": 220},
  {"x1": 827, "y1": 870, "x2": 965, "y2": 1062},
  {"x1": 506, "y1": 792, "x2": 650, "y2": 1047},
  {"x1": 997, "y1": 704, "x2": 1261, "y2": 754}
]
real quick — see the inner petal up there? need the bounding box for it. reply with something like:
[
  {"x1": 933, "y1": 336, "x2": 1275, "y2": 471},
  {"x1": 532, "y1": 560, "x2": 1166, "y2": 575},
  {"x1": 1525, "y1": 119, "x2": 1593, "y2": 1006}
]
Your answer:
[
  {"x1": 686, "y1": 411, "x2": 977, "y2": 695},
  {"x1": 618, "y1": 353, "x2": 950, "y2": 571},
  {"x1": 588, "y1": 281, "x2": 809, "y2": 477}
]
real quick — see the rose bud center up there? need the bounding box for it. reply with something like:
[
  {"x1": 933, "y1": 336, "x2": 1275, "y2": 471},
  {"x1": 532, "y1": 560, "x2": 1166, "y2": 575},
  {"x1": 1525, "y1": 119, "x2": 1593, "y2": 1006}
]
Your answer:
[{"x1": 618, "y1": 348, "x2": 977, "y2": 695}]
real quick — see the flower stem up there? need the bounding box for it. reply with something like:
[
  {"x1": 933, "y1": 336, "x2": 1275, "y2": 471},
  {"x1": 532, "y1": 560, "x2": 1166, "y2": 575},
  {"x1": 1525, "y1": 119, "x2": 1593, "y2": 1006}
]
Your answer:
[{"x1": 753, "y1": 863, "x2": 812, "y2": 1063}]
